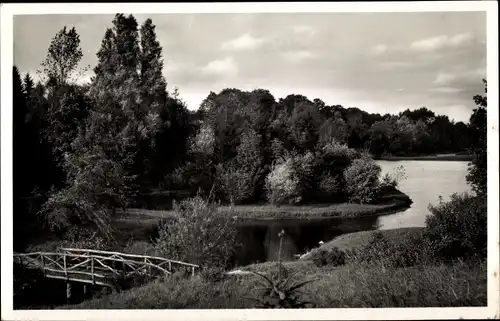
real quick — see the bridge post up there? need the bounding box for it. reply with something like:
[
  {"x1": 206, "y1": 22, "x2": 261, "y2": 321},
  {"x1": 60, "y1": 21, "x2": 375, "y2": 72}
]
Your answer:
[
  {"x1": 83, "y1": 284, "x2": 87, "y2": 297},
  {"x1": 63, "y1": 253, "x2": 67, "y2": 280},
  {"x1": 41, "y1": 255, "x2": 46, "y2": 277},
  {"x1": 91, "y1": 257, "x2": 95, "y2": 285},
  {"x1": 66, "y1": 282, "x2": 72, "y2": 303}
]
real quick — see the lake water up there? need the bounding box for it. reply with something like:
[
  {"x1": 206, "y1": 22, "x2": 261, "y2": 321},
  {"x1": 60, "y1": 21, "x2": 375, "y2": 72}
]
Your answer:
[
  {"x1": 234, "y1": 160, "x2": 471, "y2": 266},
  {"x1": 375, "y1": 160, "x2": 471, "y2": 230}
]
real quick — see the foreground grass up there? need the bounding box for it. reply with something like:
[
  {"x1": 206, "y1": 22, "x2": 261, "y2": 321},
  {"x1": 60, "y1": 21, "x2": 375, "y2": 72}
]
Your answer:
[
  {"x1": 64, "y1": 259, "x2": 486, "y2": 309},
  {"x1": 28, "y1": 226, "x2": 486, "y2": 309}
]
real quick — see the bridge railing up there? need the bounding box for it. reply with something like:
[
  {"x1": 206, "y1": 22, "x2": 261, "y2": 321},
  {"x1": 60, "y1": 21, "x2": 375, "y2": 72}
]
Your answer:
[
  {"x1": 14, "y1": 252, "x2": 112, "y2": 286},
  {"x1": 14, "y1": 249, "x2": 200, "y2": 286},
  {"x1": 60, "y1": 248, "x2": 199, "y2": 277}
]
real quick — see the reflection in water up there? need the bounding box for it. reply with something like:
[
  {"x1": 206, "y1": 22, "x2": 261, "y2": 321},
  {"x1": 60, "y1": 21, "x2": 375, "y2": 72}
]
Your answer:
[{"x1": 234, "y1": 216, "x2": 378, "y2": 266}]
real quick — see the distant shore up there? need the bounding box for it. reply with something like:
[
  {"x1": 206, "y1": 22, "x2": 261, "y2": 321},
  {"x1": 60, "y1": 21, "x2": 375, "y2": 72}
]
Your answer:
[{"x1": 376, "y1": 154, "x2": 473, "y2": 161}]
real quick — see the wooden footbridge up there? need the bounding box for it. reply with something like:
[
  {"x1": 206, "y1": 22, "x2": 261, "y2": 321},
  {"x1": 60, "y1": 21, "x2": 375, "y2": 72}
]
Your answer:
[{"x1": 14, "y1": 248, "x2": 200, "y2": 288}]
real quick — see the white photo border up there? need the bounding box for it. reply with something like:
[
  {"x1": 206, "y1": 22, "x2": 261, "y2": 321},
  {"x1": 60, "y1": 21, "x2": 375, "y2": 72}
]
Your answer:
[{"x1": 1, "y1": 2, "x2": 498, "y2": 320}]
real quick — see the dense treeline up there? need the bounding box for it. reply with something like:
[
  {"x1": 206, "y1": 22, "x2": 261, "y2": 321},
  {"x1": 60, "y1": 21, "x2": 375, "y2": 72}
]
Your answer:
[{"x1": 12, "y1": 14, "x2": 487, "y2": 250}]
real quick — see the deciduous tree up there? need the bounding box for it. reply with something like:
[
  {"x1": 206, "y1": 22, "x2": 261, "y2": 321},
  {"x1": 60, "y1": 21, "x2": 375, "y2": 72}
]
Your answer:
[{"x1": 467, "y1": 79, "x2": 487, "y2": 196}]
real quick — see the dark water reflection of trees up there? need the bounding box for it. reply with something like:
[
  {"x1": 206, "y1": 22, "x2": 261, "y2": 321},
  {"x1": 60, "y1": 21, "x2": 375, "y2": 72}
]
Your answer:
[{"x1": 233, "y1": 216, "x2": 379, "y2": 266}]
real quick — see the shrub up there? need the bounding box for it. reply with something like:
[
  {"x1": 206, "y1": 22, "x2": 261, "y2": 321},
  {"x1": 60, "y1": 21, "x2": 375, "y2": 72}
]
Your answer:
[
  {"x1": 343, "y1": 157, "x2": 382, "y2": 204},
  {"x1": 380, "y1": 165, "x2": 407, "y2": 188},
  {"x1": 348, "y1": 231, "x2": 431, "y2": 268},
  {"x1": 154, "y1": 196, "x2": 239, "y2": 269},
  {"x1": 321, "y1": 139, "x2": 359, "y2": 160},
  {"x1": 317, "y1": 172, "x2": 342, "y2": 201},
  {"x1": 201, "y1": 266, "x2": 228, "y2": 283},
  {"x1": 216, "y1": 162, "x2": 253, "y2": 205},
  {"x1": 123, "y1": 240, "x2": 156, "y2": 256},
  {"x1": 425, "y1": 192, "x2": 487, "y2": 260},
  {"x1": 389, "y1": 235, "x2": 432, "y2": 268},
  {"x1": 311, "y1": 247, "x2": 347, "y2": 267},
  {"x1": 265, "y1": 157, "x2": 301, "y2": 205},
  {"x1": 38, "y1": 155, "x2": 128, "y2": 240}
]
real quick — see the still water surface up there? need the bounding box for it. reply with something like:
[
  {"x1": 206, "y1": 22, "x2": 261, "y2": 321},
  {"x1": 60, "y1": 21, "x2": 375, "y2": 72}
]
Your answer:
[
  {"x1": 234, "y1": 160, "x2": 471, "y2": 266},
  {"x1": 376, "y1": 160, "x2": 471, "y2": 230}
]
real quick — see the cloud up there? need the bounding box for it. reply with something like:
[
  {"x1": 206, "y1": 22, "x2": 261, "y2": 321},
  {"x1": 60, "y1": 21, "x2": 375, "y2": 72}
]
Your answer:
[
  {"x1": 410, "y1": 33, "x2": 474, "y2": 52},
  {"x1": 291, "y1": 25, "x2": 317, "y2": 37},
  {"x1": 282, "y1": 50, "x2": 318, "y2": 63},
  {"x1": 201, "y1": 57, "x2": 238, "y2": 77},
  {"x1": 164, "y1": 59, "x2": 189, "y2": 73},
  {"x1": 379, "y1": 61, "x2": 413, "y2": 69},
  {"x1": 429, "y1": 87, "x2": 464, "y2": 94},
  {"x1": 433, "y1": 67, "x2": 485, "y2": 86},
  {"x1": 448, "y1": 33, "x2": 474, "y2": 46},
  {"x1": 13, "y1": 13, "x2": 486, "y2": 124},
  {"x1": 433, "y1": 72, "x2": 457, "y2": 86},
  {"x1": 221, "y1": 33, "x2": 267, "y2": 51},
  {"x1": 370, "y1": 44, "x2": 388, "y2": 55}
]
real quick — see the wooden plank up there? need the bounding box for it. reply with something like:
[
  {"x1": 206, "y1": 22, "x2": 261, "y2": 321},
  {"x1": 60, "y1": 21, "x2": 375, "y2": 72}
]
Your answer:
[
  {"x1": 49, "y1": 268, "x2": 107, "y2": 279},
  {"x1": 44, "y1": 267, "x2": 107, "y2": 278},
  {"x1": 15, "y1": 251, "x2": 67, "y2": 257},
  {"x1": 44, "y1": 274, "x2": 112, "y2": 287}
]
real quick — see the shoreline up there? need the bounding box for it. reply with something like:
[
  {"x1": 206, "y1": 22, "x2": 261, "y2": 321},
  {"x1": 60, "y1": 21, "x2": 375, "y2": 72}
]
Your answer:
[
  {"x1": 232, "y1": 227, "x2": 426, "y2": 273},
  {"x1": 375, "y1": 154, "x2": 473, "y2": 161},
  {"x1": 229, "y1": 203, "x2": 411, "y2": 223},
  {"x1": 122, "y1": 201, "x2": 411, "y2": 223},
  {"x1": 123, "y1": 188, "x2": 413, "y2": 222}
]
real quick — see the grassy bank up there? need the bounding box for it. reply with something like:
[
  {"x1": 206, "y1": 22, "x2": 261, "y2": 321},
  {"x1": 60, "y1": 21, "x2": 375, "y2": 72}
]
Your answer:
[
  {"x1": 58, "y1": 226, "x2": 486, "y2": 309},
  {"x1": 63, "y1": 258, "x2": 486, "y2": 309},
  {"x1": 123, "y1": 187, "x2": 412, "y2": 221},
  {"x1": 300, "y1": 227, "x2": 424, "y2": 260},
  {"x1": 377, "y1": 154, "x2": 473, "y2": 161}
]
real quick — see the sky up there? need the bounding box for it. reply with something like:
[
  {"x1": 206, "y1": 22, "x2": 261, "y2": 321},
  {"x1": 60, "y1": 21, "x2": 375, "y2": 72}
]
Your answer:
[{"x1": 13, "y1": 12, "x2": 486, "y2": 123}]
